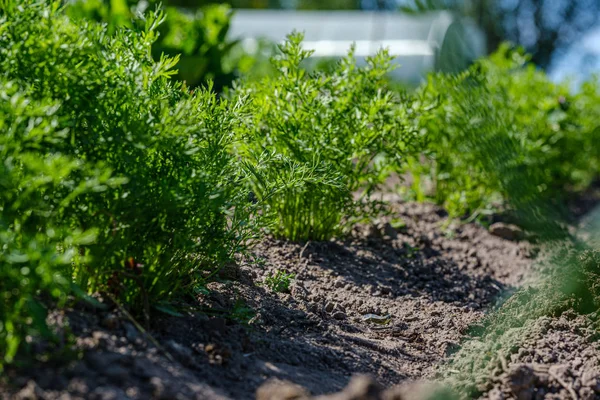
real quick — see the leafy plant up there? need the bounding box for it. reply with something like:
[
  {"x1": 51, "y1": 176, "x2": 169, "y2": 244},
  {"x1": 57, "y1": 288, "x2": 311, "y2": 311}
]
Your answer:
[
  {"x1": 0, "y1": 81, "x2": 121, "y2": 369},
  {"x1": 234, "y1": 32, "x2": 425, "y2": 241},
  {"x1": 407, "y1": 44, "x2": 600, "y2": 223},
  {"x1": 0, "y1": 0, "x2": 255, "y2": 368},
  {"x1": 66, "y1": 0, "x2": 241, "y2": 90},
  {"x1": 264, "y1": 270, "x2": 295, "y2": 293},
  {"x1": 153, "y1": 3, "x2": 240, "y2": 91},
  {"x1": 230, "y1": 298, "x2": 255, "y2": 324}
]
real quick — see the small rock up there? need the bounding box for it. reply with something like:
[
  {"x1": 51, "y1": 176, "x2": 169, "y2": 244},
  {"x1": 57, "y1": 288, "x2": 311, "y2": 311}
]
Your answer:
[
  {"x1": 324, "y1": 302, "x2": 335, "y2": 313},
  {"x1": 489, "y1": 223, "x2": 524, "y2": 241},
  {"x1": 334, "y1": 279, "x2": 345, "y2": 288},
  {"x1": 15, "y1": 381, "x2": 44, "y2": 400},
  {"x1": 333, "y1": 311, "x2": 346, "y2": 320},
  {"x1": 205, "y1": 343, "x2": 231, "y2": 365}
]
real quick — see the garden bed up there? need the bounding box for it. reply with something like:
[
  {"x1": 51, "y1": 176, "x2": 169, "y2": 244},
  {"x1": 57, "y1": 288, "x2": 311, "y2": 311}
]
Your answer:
[
  {"x1": 3, "y1": 2, "x2": 600, "y2": 399},
  {"x1": 0, "y1": 198, "x2": 564, "y2": 400}
]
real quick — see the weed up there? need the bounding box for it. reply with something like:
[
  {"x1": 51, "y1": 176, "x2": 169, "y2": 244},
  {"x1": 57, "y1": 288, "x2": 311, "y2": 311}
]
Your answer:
[
  {"x1": 264, "y1": 270, "x2": 295, "y2": 293},
  {"x1": 402, "y1": 243, "x2": 419, "y2": 259},
  {"x1": 389, "y1": 218, "x2": 407, "y2": 231},
  {"x1": 230, "y1": 299, "x2": 255, "y2": 324}
]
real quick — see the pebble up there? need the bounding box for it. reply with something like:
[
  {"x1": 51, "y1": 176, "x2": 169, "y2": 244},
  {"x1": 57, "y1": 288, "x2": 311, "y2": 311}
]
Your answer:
[
  {"x1": 332, "y1": 311, "x2": 346, "y2": 320},
  {"x1": 15, "y1": 381, "x2": 43, "y2": 400},
  {"x1": 324, "y1": 302, "x2": 335, "y2": 313}
]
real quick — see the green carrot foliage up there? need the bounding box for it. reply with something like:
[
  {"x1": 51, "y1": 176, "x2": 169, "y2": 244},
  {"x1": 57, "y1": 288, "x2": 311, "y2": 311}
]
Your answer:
[
  {"x1": 0, "y1": 0, "x2": 254, "y2": 368},
  {"x1": 233, "y1": 32, "x2": 425, "y2": 241},
  {"x1": 408, "y1": 44, "x2": 600, "y2": 220}
]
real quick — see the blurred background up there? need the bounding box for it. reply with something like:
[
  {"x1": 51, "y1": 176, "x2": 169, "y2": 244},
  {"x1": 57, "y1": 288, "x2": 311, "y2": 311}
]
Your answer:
[{"x1": 66, "y1": 0, "x2": 600, "y2": 89}]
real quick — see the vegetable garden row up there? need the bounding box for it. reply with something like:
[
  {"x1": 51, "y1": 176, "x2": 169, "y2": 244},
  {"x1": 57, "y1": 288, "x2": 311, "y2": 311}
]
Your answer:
[{"x1": 1, "y1": 0, "x2": 600, "y2": 379}]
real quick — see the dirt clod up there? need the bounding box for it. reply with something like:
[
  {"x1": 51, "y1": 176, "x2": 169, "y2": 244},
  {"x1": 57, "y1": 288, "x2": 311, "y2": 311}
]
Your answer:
[
  {"x1": 504, "y1": 364, "x2": 536, "y2": 400},
  {"x1": 256, "y1": 379, "x2": 311, "y2": 400},
  {"x1": 489, "y1": 223, "x2": 524, "y2": 241}
]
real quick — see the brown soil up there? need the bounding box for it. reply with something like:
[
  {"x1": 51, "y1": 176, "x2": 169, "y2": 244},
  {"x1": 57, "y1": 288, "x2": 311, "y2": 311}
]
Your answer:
[
  {"x1": 479, "y1": 312, "x2": 600, "y2": 400},
  {"x1": 1, "y1": 199, "x2": 597, "y2": 400}
]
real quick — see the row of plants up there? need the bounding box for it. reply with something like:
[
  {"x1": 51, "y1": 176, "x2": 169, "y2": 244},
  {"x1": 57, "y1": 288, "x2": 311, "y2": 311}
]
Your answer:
[
  {"x1": 0, "y1": 0, "x2": 254, "y2": 368},
  {"x1": 1, "y1": 0, "x2": 600, "y2": 371},
  {"x1": 407, "y1": 47, "x2": 600, "y2": 222}
]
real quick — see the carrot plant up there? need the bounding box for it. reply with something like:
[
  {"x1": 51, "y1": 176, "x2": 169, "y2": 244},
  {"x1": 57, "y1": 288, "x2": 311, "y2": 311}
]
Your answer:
[
  {"x1": 408, "y1": 44, "x2": 600, "y2": 220},
  {"x1": 66, "y1": 0, "x2": 240, "y2": 91},
  {"x1": 0, "y1": 81, "x2": 126, "y2": 369},
  {"x1": 233, "y1": 32, "x2": 425, "y2": 241},
  {"x1": 0, "y1": 0, "x2": 255, "y2": 368}
]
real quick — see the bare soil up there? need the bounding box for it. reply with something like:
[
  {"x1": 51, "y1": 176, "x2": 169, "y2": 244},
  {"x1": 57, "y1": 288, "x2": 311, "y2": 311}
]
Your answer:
[
  {"x1": 480, "y1": 312, "x2": 600, "y2": 400},
  {"x1": 1, "y1": 199, "x2": 599, "y2": 400}
]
